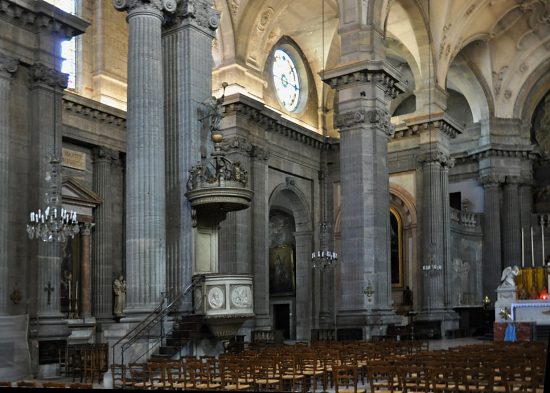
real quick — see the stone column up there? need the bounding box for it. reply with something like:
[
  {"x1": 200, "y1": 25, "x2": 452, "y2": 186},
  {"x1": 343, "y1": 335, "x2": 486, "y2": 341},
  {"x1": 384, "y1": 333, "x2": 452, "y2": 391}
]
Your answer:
[
  {"x1": 502, "y1": 176, "x2": 521, "y2": 268},
  {"x1": 0, "y1": 54, "x2": 18, "y2": 315},
  {"x1": 113, "y1": 0, "x2": 175, "y2": 315},
  {"x1": 161, "y1": 0, "x2": 219, "y2": 306},
  {"x1": 419, "y1": 151, "x2": 445, "y2": 310},
  {"x1": 480, "y1": 175, "x2": 504, "y2": 302},
  {"x1": 80, "y1": 223, "x2": 93, "y2": 317},
  {"x1": 92, "y1": 147, "x2": 117, "y2": 319},
  {"x1": 29, "y1": 62, "x2": 68, "y2": 318},
  {"x1": 324, "y1": 63, "x2": 402, "y2": 329},
  {"x1": 519, "y1": 176, "x2": 533, "y2": 263},
  {"x1": 251, "y1": 145, "x2": 271, "y2": 329}
]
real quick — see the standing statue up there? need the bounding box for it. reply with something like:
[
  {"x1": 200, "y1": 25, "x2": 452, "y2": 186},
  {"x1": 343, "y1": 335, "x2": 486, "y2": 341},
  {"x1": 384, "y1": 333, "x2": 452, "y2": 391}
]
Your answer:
[{"x1": 113, "y1": 274, "x2": 126, "y2": 319}]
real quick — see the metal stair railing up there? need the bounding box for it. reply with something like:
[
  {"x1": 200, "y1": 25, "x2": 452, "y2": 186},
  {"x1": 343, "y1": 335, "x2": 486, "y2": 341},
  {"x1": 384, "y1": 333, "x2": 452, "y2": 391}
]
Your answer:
[{"x1": 111, "y1": 276, "x2": 203, "y2": 365}]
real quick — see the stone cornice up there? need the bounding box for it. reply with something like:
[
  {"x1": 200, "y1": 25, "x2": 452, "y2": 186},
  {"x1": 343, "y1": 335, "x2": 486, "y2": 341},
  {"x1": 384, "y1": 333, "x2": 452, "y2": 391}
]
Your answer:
[
  {"x1": 164, "y1": 0, "x2": 220, "y2": 32},
  {"x1": 0, "y1": 0, "x2": 88, "y2": 39},
  {"x1": 454, "y1": 144, "x2": 540, "y2": 164},
  {"x1": 322, "y1": 60, "x2": 406, "y2": 99},
  {"x1": 28, "y1": 63, "x2": 67, "y2": 89},
  {"x1": 63, "y1": 93, "x2": 127, "y2": 130},
  {"x1": 223, "y1": 94, "x2": 333, "y2": 151},
  {"x1": 393, "y1": 113, "x2": 463, "y2": 140},
  {"x1": 0, "y1": 54, "x2": 18, "y2": 78}
]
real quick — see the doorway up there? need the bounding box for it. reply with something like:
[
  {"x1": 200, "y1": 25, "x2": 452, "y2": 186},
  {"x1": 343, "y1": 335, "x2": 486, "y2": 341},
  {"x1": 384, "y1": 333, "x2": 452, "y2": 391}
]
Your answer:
[{"x1": 273, "y1": 303, "x2": 291, "y2": 340}]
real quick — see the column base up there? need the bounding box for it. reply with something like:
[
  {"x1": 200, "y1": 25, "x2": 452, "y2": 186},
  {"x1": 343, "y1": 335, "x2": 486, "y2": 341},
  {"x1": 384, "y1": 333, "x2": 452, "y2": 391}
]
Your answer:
[
  {"x1": 336, "y1": 308, "x2": 401, "y2": 341},
  {"x1": 415, "y1": 308, "x2": 459, "y2": 339}
]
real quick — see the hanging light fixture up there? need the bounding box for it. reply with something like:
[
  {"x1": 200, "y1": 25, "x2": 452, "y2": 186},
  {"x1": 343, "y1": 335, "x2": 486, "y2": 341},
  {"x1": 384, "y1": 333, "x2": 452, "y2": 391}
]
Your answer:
[
  {"x1": 26, "y1": 7, "x2": 79, "y2": 242},
  {"x1": 312, "y1": 0, "x2": 337, "y2": 271}
]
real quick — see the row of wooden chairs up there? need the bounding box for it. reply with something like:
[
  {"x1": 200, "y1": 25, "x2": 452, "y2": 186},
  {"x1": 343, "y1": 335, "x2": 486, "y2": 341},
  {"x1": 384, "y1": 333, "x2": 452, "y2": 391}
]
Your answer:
[{"x1": 63, "y1": 343, "x2": 108, "y2": 383}]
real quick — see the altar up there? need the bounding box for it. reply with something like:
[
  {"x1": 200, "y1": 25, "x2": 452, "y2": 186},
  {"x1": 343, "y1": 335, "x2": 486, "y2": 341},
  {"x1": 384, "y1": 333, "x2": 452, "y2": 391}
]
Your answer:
[{"x1": 510, "y1": 300, "x2": 550, "y2": 323}]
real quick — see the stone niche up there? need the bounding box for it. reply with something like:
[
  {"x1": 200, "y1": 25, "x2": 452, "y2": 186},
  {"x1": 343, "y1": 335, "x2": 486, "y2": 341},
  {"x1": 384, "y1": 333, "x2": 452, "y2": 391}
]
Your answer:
[{"x1": 193, "y1": 274, "x2": 254, "y2": 339}]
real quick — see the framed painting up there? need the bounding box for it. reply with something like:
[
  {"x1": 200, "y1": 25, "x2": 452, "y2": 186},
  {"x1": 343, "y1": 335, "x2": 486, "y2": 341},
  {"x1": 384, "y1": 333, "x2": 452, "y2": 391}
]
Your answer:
[{"x1": 269, "y1": 246, "x2": 295, "y2": 295}]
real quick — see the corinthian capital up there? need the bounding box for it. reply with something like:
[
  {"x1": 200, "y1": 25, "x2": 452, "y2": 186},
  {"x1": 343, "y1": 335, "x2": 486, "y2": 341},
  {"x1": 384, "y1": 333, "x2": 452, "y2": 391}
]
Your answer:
[
  {"x1": 28, "y1": 63, "x2": 68, "y2": 89},
  {"x1": 165, "y1": 0, "x2": 220, "y2": 30},
  {"x1": 113, "y1": 0, "x2": 178, "y2": 14},
  {"x1": 478, "y1": 174, "x2": 505, "y2": 187},
  {"x1": 0, "y1": 54, "x2": 19, "y2": 79},
  {"x1": 417, "y1": 150, "x2": 452, "y2": 166}
]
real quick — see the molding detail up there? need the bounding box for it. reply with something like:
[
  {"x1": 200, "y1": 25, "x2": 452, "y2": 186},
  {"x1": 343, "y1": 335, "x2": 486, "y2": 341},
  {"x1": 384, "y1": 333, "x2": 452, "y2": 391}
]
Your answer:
[
  {"x1": 478, "y1": 174, "x2": 506, "y2": 187},
  {"x1": 393, "y1": 117, "x2": 462, "y2": 140},
  {"x1": 222, "y1": 136, "x2": 253, "y2": 155},
  {"x1": 28, "y1": 63, "x2": 68, "y2": 89},
  {"x1": 113, "y1": 0, "x2": 177, "y2": 13},
  {"x1": 63, "y1": 98, "x2": 127, "y2": 129},
  {"x1": 164, "y1": 0, "x2": 220, "y2": 30},
  {"x1": 251, "y1": 145, "x2": 270, "y2": 161},
  {"x1": 335, "y1": 108, "x2": 394, "y2": 136},
  {"x1": 334, "y1": 110, "x2": 365, "y2": 128},
  {"x1": 324, "y1": 66, "x2": 405, "y2": 99},
  {"x1": 418, "y1": 151, "x2": 454, "y2": 168}
]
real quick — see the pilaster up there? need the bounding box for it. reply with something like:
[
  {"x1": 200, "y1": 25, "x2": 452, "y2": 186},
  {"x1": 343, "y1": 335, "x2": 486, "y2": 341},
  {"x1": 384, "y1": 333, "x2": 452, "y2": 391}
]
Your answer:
[
  {"x1": 480, "y1": 174, "x2": 505, "y2": 302},
  {"x1": 79, "y1": 223, "x2": 93, "y2": 317},
  {"x1": 92, "y1": 147, "x2": 118, "y2": 319},
  {"x1": 251, "y1": 145, "x2": 271, "y2": 329},
  {"x1": 113, "y1": 0, "x2": 176, "y2": 316},
  {"x1": 0, "y1": 54, "x2": 18, "y2": 315},
  {"x1": 161, "y1": 0, "x2": 219, "y2": 308}
]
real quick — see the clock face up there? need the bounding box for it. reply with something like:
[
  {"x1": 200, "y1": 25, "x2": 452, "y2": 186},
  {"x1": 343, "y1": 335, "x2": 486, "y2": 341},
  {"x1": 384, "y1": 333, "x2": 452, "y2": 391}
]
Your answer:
[{"x1": 272, "y1": 49, "x2": 301, "y2": 112}]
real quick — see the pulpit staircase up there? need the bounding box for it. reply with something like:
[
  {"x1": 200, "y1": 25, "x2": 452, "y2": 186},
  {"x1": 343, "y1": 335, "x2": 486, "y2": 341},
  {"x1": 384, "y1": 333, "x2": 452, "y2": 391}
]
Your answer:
[{"x1": 112, "y1": 277, "x2": 205, "y2": 365}]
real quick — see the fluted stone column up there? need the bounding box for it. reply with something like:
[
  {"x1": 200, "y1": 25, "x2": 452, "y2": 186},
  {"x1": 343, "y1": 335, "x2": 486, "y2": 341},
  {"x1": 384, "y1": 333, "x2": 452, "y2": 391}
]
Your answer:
[
  {"x1": 295, "y1": 231, "x2": 313, "y2": 341},
  {"x1": 29, "y1": 63, "x2": 68, "y2": 319},
  {"x1": 324, "y1": 62, "x2": 403, "y2": 330},
  {"x1": 502, "y1": 176, "x2": 521, "y2": 268},
  {"x1": 80, "y1": 223, "x2": 93, "y2": 317},
  {"x1": 162, "y1": 0, "x2": 219, "y2": 306},
  {"x1": 0, "y1": 54, "x2": 18, "y2": 315},
  {"x1": 251, "y1": 145, "x2": 271, "y2": 329},
  {"x1": 113, "y1": 0, "x2": 175, "y2": 315},
  {"x1": 92, "y1": 147, "x2": 117, "y2": 319},
  {"x1": 419, "y1": 152, "x2": 445, "y2": 310},
  {"x1": 480, "y1": 175, "x2": 504, "y2": 302}
]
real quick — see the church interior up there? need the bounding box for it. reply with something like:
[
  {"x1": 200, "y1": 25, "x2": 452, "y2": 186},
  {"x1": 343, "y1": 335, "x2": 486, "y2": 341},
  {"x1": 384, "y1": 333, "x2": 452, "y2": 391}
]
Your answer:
[{"x1": 0, "y1": 0, "x2": 549, "y2": 388}]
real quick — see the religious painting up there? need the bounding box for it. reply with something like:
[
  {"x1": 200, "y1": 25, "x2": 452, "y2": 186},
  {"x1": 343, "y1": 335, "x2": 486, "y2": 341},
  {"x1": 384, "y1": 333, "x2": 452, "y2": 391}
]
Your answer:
[
  {"x1": 269, "y1": 246, "x2": 295, "y2": 295},
  {"x1": 390, "y1": 208, "x2": 404, "y2": 287}
]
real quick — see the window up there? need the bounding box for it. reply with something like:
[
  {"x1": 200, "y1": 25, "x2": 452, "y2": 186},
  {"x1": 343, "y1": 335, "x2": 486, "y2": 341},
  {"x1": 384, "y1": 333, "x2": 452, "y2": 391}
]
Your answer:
[
  {"x1": 45, "y1": 0, "x2": 77, "y2": 89},
  {"x1": 272, "y1": 49, "x2": 301, "y2": 112}
]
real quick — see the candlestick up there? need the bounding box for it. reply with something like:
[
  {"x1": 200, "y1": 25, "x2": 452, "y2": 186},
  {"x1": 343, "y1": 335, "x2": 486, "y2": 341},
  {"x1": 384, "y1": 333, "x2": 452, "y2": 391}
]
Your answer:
[
  {"x1": 542, "y1": 223, "x2": 545, "y2": 266},
  {"x1": 521, "y1": 227, "x2": 525, "y2": 268},
  {"x1": 531, "y1": 226, "x2": 535, "y2": 268}
]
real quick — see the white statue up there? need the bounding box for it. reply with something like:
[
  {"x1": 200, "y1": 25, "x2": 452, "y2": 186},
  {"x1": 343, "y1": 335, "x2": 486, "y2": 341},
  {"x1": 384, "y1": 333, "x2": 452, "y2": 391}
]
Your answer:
[
  {"x1": 113, "y1": 274, "x2": 126, "y2": 318},
  {"x1": 499, "y1": 266, "x2": 520, "y2": 288}
]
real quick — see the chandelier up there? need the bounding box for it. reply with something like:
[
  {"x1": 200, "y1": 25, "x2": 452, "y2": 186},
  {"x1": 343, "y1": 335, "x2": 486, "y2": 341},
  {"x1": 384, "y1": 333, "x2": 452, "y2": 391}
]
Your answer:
[
  {"x1": 27, "y1": 156, "x2": 79, "y2": 242},
  {"x1": 311, "y1": 221, "x2": 338, "y2": 269}
]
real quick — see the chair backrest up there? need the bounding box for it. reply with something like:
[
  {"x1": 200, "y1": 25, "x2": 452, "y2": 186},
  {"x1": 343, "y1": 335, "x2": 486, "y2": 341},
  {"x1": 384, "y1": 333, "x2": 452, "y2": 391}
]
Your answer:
[
  {"x1": 334, "y1": 364, "x2": 361, "y2": 393},
  {"x1": 42, "y1": 381, "x2": 67, "y2": 388},
  {"x1": 16, "y1": 381, "x2": 37, "y2": 388},
  {"x1": 69, "y1": 382, "x2": 93, "y2": 389}
]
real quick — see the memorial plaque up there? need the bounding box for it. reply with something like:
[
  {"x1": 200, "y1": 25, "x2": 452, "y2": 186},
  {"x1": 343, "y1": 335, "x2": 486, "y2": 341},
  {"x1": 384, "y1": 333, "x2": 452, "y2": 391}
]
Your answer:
[{"x1": 62, "y1": 148, "x2": 86, "y2": 171}]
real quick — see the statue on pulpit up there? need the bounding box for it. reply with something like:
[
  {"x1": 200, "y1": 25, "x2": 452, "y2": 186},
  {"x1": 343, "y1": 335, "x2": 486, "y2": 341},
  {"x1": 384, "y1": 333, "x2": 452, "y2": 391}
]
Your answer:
[
  {"x1": 113, "y1": 275, "x2": 126, "y2": 319},
  {"x1": 499, "y1": 266, "x2": 520, "y2": 288}
]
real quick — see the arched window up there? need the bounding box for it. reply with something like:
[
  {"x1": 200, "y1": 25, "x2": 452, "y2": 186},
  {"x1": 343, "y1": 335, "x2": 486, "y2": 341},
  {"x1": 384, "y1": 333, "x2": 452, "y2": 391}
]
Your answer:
[
  {"x1": 390, "y1": 208, "x2": 403, "y2": 287},
  {"x1": 46, "y1": 0, "x2": 77, "y2": 89}
]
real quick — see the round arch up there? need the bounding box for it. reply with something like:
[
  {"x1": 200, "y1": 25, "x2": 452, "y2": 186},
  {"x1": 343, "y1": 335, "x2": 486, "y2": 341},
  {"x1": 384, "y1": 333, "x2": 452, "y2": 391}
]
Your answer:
[{"x1": 268, "y1": 181, "x2": 313, "y2": 341}]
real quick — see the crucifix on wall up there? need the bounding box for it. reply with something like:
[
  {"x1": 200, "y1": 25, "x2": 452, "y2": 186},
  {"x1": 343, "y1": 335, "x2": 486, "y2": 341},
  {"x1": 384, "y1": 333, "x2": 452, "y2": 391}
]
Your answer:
[{"x1": 44, "y1": 281, "x2": 54, "y2": 305}]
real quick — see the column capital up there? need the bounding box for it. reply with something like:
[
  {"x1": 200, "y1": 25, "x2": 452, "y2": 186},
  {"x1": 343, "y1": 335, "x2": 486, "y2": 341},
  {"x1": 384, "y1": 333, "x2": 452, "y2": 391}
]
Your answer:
[
  {"x1": 164, "y1": 0, "x2": 220, "y2": 32},
  {"x1": 251, "y1": 144, "x2": 270, "y2": 161},
  {"x1": 0, "y1": 54, "x2": 19, "y2": 79},
  {"x1": 479, "y1": 174, "x2": 506, "y2": 187},
  {"x1": 93, "y1": 146, "x2": 119, "y2": 162},
  {"x1": 113, "y1": 0, "x2": 177, "y2": 13},
  {"x1": 28, "y1": 63, "x2": 68, "y2": 89},
  {"x1": 80, "y1": 222, "x2": 95, "y2": 236},
  {"x1": 335, "y1": 108, "x2": 394, "y2": 136},
  {"x1": 222, "y1": 136, "x2": 253, "y2": 155},
  {"x1": 417, "y1": 150, "x2": 454, "y2": 167},
  {"x1": 505, "y1": 175, "x2": 521, "y2": 185}
]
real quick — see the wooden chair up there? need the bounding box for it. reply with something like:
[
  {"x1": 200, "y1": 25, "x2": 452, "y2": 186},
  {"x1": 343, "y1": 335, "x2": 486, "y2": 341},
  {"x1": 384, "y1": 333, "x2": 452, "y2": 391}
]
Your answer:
[
  {"x1": 15, "y1": 381, "x2": 37, "y2": 388},
  {"x1": 111, "y1": 363, "x2": 133, "y2": 389},
  {"x1": 148, "y1": 361, "x2": 169, "y2": 389},
  {"x1": 300, "y1": 352, "x2": 324, "y2": 392},
  {"x1": 42, "y1": 381, "x2": 67, "y2": 388},
  {"x1": 128, "y1": 362, "x2": 152, "y2": 389},
  {"x1": 0, "y1": 382, "x2": 12, "y2": 388},
  {"x1": 333, "y1": 364, "x2": 366, "y2": 393},
  {"x1": 278, "y1": 355, "x2": 305, "y2": 392},
  {"x1": 398, "y1": 363, "x2": 428, "y2": 393},
  {"x1": 194, "y1": 359, "x2": 222, "y2": 390},
  {"x1": 220, "y1": 363, "x2": 251, "y2": 391},
  {"x1": 253, "y1": 359, "x2": 281, "y2": 392},
  {"x1": 69, "y1": 382, "x2": 94, "y2": 389}
]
